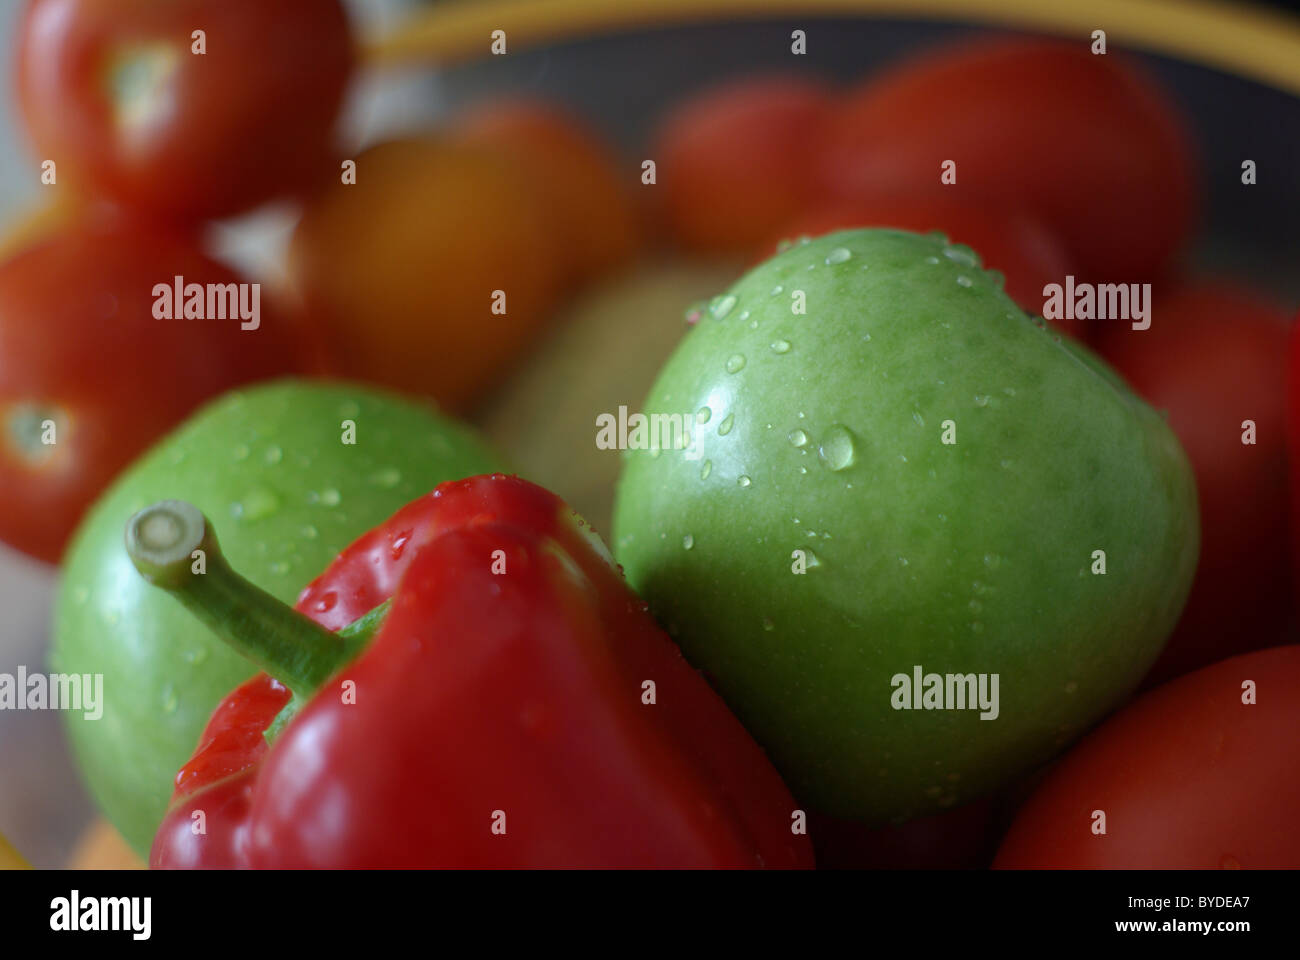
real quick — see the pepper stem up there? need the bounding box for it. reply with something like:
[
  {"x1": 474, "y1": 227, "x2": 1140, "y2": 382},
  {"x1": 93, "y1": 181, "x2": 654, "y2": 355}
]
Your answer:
[{"x1": 125, "y1": 500, "x2": 350, "y2": 696}]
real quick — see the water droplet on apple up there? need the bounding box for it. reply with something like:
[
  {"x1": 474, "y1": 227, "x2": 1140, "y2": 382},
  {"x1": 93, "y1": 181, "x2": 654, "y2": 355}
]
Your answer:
[
  {"x1": 700, "y1": 460, "x2": 712, "y2": 480},
  {"x1": 737, "y1": 475, "x2": 752, "y2": 488},
  {"x1": 725, "y1": 354, "x2": 747, "y2": 374},
  {"x1": 943, "y1": 244, "x2": 979, "y2": 267},
  {"x1": 825, "y1": 247, "x2": 851, "y2": 265},
  {"x1": 710, "y1": 294, "x2": 737, "y2": 319},
  {"x1": 770, "y1": 339, "x2": 791, "y2": 354},
  {"x1": 788, "y1": 429, "x2": 808, "y2": 448},
  {"x1": 818, "y1": 424, "x2": 858, "y2": 471},
  {"x1": 718, "y1": 414, "x2": 735, "y2": 436},
  {"x1": 237, "y1": 487, "x2": 279, "y2": 521},
  {"x1": 682, "y1": 534, "x2": 694, "y2": 550}
]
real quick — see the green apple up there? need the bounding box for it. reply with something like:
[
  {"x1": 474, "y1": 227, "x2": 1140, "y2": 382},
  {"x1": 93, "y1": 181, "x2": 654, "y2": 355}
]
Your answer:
[
  {"x1": 53, "y1": 379, "x2": 505, "y2": 855},
  {"x1": 612, "y1": 229, "x2": 1198, "y2": 823}
]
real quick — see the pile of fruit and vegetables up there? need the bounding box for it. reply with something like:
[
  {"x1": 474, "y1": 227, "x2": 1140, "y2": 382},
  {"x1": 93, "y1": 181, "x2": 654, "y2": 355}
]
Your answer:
[{"x1": 0, "y1": 0, "x2": 1295, "y2": 870}]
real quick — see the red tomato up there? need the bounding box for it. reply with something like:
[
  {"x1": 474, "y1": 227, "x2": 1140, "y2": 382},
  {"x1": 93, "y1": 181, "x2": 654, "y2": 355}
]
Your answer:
[
  {"x1": 767, "y1": 194, "x2": 1077, "y2": 327},
  {"x1": 1098, "y1": 283, "x2": 1293, "y2": 685},
  {"x1": 819, "y1": 38, "x2": 1197, "y2": 279},
  {"x1": 16, "y1": 0, "x2": 354, "y2": 223},
  {"x1": 453, "y1": 98, "x2": 640, "y2": 290},
  {"x1": 653, "y1": 75, "x2": 833, "y2": 256},
  {"x1": 0, "y1": 218, "x2": 312, "y2": 563},
  {"x1": 994, "y1": 646, "x2": 1300, "y2": 868}
]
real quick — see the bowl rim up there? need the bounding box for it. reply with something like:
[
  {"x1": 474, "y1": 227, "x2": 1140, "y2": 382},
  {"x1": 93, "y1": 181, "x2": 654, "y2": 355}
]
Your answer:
[{"x1": 366, "y1": 0, "x2": 1300, "y2": 98}]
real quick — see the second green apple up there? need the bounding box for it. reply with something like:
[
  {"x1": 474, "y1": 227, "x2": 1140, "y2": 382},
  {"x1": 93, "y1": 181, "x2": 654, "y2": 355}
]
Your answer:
[{"x1": 613, "y1": 229, "x2": 1198, "y2": 824}]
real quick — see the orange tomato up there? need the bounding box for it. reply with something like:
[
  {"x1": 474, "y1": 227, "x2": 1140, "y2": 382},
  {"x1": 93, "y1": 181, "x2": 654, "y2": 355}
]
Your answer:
[
  {"x1": 289, "y1": 138, "x2": 565, "y2": 412},
  {"x1": 454, "y1": 98, "x2": 639, "y2": 289}
]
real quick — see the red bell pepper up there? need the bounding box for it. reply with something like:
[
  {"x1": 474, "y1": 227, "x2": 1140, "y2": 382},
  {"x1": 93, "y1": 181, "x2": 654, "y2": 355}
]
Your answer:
[{"x1": 128, "y1": 475, "x2": 814, "y2": 868}]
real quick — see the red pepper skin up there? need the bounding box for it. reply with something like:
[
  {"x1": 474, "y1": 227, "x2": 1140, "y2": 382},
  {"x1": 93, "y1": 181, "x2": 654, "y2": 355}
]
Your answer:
[{"x1": 152, "y1": 476, "x2": 814, "y2": 868}]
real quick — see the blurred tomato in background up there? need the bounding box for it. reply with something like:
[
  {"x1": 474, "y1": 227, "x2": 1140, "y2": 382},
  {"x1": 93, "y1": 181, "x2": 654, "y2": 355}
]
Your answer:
[
  {"x1": 1099, "y1": 282, "x2": 1293, "y2": 685},
  {"x1": 16, "y1": 0, "x2": 354, "y2": 224},
  {"x1": 288, "y1": 137, "x2": 567, "y2": 413},
  {"x1": 453, "y1": 97, "x2": 641, "y2": 288},
  {"x1": 0, "y1": 216, "x2": 314, "y2": 563},
  {"x1": 817, "y1": 38, "x2": 1198, "y2": 280},
  {"x1": 653, "y1": 75, "x2": 833, "y2": 256}
]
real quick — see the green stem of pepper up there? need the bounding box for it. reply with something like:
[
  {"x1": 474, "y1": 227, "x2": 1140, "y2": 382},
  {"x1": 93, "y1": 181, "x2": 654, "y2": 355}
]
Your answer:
[{"x1": 124, "y1": 499, "x2": 352, "y2": 697}]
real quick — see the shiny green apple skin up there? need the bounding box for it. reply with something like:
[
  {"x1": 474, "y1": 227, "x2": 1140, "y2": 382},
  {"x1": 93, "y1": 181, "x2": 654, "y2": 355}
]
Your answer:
[
  {"x1": 52, "y1": 379, "x2": 505, "y2": 855},
  {"x1": 612, "y1": 229, "x2": 1198, "y2": 824}
]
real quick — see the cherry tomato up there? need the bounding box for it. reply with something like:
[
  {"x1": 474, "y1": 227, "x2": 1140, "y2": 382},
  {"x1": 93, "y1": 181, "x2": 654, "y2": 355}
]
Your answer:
[
  {"x1": 994, "y1": 646, "x2": 1300, "y2": 869},
  {"x1": 768, "y1": 194, "x2": 1077, "y2": 327},
  {"x1": 16, "y1": 0, "x2": 353, "y2": 223},
  {"x1": 289, "y1": 138, "x2": 565, "y2": 413},
  {"x1": 819, "y1": 38, "x2": 1197, "y2": 279},
  {"x1": 453, "y1": 98, "x2": 639, "y2": 289},
  {"x1": 652, "y1": 75, "x2": 833, "y2": 256},
  {"x1": 1098, "y1": 283, "x2": 1293, "y2": 685},
  {"x1": 0, "y1": 217, "x2": 311, "y2": 563}
]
